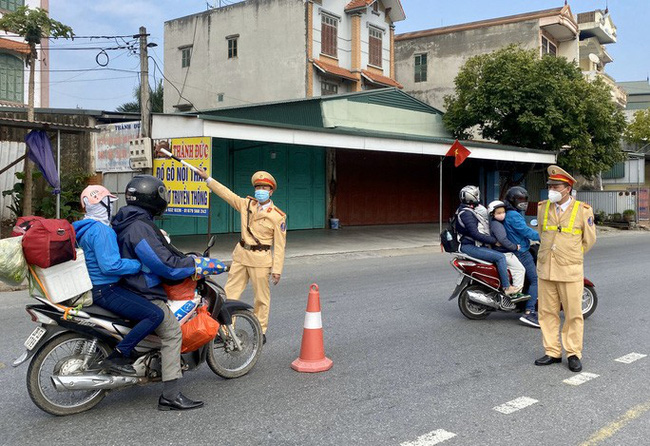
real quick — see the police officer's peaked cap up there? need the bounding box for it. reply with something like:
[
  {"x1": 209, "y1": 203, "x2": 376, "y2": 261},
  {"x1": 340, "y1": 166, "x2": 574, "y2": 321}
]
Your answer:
[
  {"x1": 547, "y1": 165, "x2": 576, "y2": 187},
  {"x1": 251, "y1": 171, "x2": 277, "y2": 190}
]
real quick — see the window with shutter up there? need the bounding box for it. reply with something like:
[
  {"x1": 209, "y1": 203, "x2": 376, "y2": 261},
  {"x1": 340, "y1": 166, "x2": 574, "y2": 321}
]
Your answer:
[
  {"x1": 369, "y1": 26, "x2": 382, "y2": 67},
  {"x1": 321, "y1": 14, "x2": 338, "y2": 58}
]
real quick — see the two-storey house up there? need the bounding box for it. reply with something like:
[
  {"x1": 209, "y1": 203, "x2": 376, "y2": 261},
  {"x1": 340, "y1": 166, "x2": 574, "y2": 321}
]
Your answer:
[{"x1": 163, "y1": 0, "x2": 405, "y2": 112}]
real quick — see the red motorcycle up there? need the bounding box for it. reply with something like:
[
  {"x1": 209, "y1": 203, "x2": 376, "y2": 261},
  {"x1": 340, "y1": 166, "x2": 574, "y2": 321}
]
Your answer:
[{"x1": 447, "y1": 246, "x2": 597, "y2": 320}]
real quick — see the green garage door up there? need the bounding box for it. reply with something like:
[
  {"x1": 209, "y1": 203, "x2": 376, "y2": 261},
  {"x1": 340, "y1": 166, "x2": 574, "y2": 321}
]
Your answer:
[{"x1": 232, "y1": 143, "x2": 325, "y2": 232}]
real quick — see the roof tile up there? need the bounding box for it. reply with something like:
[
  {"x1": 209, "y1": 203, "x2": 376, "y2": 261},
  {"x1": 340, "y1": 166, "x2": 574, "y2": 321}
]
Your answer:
[{"x1": 361, "y1": 70, "x2": 403, "y2": 88}]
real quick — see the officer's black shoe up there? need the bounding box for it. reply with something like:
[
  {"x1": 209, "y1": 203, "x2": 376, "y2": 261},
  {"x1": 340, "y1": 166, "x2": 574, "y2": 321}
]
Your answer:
[
  {"x1": 158, "y1": 393, "x2": 204, "y2": 411},
  {"x1": 567, "y1": 355, "x2": 582, "y2": 372},
  {"x1": 262, "y1": 334, "x2": 266, "y2": 345},
  {"x1": 534, "y1": 355, "x2": 562, "y2": 366}
]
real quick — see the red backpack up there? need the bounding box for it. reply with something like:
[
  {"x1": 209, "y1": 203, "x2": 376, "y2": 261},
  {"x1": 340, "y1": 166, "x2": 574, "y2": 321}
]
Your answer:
[{"x1": 18, "y1": 217, "x2": 77, "y2": 268}]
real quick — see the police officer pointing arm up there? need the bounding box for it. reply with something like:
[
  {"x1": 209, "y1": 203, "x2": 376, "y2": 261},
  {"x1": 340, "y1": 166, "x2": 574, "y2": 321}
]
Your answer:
[{"x1": 197, "y1": 169, "x2": 286, "y2": 344}]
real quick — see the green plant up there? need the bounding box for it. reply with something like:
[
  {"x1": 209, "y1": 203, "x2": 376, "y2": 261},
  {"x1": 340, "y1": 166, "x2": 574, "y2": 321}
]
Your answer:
[
  {"x1": 2, "y1": 170, "x2": 43, "y2": 219},
  {"x1": 623, "y1": 209, "x2": 636, "y2": 222},
  {"x1": 37, "y1": 170, "x2": 92, "y2": 221},
  {"x1": 594, "y1": 209, "x2": 607, "y2": 224},
  {"x1": 611, "y1": 212, "x2": 622, "y2": 221}
]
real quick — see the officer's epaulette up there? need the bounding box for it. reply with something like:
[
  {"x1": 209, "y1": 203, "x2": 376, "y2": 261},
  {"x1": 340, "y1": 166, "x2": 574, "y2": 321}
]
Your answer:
[
  {"x1": 582, "y1": 203, "x2": 591, "y2": 209},
  {"x1": 273, "y1": 207, "x2": 286, "y2": 217}
]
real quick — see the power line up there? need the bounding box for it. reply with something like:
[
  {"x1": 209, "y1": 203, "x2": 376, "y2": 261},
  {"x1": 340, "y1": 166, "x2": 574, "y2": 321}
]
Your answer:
[{"x1": 148, "y1": 56, "x2": 197, "y2": 111}]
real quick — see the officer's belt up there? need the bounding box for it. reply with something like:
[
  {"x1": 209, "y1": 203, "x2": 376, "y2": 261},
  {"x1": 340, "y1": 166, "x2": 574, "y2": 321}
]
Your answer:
[{"x1": 240, "y1": 240, "x2": 271, "y2": 251}]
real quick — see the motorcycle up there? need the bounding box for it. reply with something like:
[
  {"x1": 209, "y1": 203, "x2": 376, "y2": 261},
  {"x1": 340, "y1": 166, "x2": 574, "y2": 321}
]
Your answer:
[
  {"x1": 447, "y1": 243, "x2": 598, "y2": 321},
  {"x1": 12, "y1": 236, "x2": 263, "y2": 416}
]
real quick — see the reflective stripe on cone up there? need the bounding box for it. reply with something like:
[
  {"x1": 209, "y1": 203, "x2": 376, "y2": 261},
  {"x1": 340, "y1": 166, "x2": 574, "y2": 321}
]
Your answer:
[{"x1": 291, "y1": 283, "x2": 333, "y2": 373}]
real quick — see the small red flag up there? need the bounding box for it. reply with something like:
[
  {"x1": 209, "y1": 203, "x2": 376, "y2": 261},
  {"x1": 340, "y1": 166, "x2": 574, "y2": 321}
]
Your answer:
[{"x1": 445, "y1": 139, "x2": 471, "y2": 167}]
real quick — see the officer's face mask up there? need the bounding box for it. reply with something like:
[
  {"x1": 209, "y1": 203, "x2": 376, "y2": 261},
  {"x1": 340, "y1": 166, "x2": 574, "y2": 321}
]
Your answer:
[
  {"x1": 255, "y1": 189, "x2": 271, "y2": 203},
  {"x1": 548, "y1": 186, "x2": 568, "y2": 203}
]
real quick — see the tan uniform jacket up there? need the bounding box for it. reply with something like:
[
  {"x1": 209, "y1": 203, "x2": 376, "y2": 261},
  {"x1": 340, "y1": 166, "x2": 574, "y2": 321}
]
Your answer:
[
  {"x1": 206, "y1": 179, "x2": 287, "y2": 275},
  {"x1": 536, "y1": 198, "x2": 596, "y2": 282}
]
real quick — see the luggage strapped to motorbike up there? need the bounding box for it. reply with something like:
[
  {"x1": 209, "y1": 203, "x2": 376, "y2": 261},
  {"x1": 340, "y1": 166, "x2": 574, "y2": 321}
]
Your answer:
[{"x1": 27, "y1": 264, "x2": 90, "y2": 320}]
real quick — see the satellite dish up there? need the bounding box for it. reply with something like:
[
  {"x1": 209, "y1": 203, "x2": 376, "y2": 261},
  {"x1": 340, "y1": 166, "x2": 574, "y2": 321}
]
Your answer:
[{"x1": 588, "y1": 53, "x2": 600, "y2": 64}]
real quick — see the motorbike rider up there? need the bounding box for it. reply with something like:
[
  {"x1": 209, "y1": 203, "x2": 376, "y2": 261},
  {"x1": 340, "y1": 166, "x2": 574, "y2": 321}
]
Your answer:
[
  {"x1": 73, "y1": 185, "x2": 164, "y2": 376},
  {"x1": 455, "y1": 186, "x2": 519, "y2": 295},
  {"x1": 503, "y1": 186, "x2": 541, "y2": 328},
  {"x1": 487, "y1": 200, "x2": 528, "y2": 301},
  {"x1": 111, "y1": 175, "x2": 225, "y2": 411}
]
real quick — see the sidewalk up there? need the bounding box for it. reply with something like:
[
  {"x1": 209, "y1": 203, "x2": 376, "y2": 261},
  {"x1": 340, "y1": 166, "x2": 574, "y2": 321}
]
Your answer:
[{"x1": 171, "y1": 223, "x2": 441, "y2": 262}]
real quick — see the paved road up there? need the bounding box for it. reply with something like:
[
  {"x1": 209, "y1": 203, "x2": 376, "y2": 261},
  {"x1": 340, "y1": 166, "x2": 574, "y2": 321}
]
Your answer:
[{"x1": 0, "y1": 232, "x2": 649, "y2": 446}]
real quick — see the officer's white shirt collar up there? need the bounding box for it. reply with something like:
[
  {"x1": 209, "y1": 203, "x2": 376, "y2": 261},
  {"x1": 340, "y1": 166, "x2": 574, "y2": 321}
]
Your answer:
[
  {"x1": 258, "y1": 200, "x2": 272, "y2": 211},
  {"x1": 556, "y1": 196, "x2": 573, "y2": 213}
]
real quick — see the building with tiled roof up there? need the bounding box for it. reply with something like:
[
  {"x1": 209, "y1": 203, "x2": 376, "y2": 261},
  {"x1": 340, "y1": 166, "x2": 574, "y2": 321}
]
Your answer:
[
  {"x1": 163, "y1": 0, "x2": 405, "y2": 112},
  {"x1": 0, "y1": 0, "x2": 50, "y2": 108}
]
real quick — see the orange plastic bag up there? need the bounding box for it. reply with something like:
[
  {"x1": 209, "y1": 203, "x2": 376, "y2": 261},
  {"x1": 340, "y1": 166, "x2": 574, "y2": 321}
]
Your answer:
[
  {"x1": 181, "y1": 306, "x2": 220, "y2": 353},
  {"x1": 163, "y1": 277, "x2": 197, "y2": 301}
]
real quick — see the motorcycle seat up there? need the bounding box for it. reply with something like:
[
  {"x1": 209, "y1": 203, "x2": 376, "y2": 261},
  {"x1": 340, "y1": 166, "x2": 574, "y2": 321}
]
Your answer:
[
  {"x1": 453, "y1": 253, "x2": 493, "y2": 265},
  {"x1": 83, "y1": 305, "x2": 137, "y2": 327}
]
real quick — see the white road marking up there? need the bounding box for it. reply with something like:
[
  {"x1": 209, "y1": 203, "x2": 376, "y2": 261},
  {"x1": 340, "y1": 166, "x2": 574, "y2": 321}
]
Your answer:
[
  {"x1": 493, "y1": 396, "x2": 538, "y2": 414},
  {"x1": 400, "y1": 429, "x2": 457, "y2": 446},
  {"x1": 563, "y1": 372, "x2": 600, "y2": 386},
  {"x1": 615, "y1": 353, "x2": 647, "y2": 364}
]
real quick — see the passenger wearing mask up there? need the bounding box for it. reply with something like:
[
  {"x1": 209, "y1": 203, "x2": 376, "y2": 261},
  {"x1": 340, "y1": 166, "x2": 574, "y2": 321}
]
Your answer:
[
  {"x1": 455, "y1": 186, "x2": 519, "y2": 296},
  {"x1": 112, "y1": 175, "x2": 225, "y2": 411},
  {"x1": 487, "y1": 200, "x2": 528, "y2": 302},
  {"x1": 73, "y1": 186, "x2": 164, "y2": 376},
  {"x1": 503, "y1": 186, "x2": 541, "y2": 328}
]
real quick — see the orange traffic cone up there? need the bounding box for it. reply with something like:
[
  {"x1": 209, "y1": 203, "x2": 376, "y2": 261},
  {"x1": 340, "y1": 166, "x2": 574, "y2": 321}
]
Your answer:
[{"x1": 291, "y1": 284, "x2": 333, "y2": 373}]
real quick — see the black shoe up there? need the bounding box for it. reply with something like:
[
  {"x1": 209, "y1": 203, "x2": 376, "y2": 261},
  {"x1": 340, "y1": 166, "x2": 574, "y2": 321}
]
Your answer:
[
  {"x1": 567, "y1": 355, "x2": 582, "y2": 372},
  {"x1": 535, "y1": 355, "x2": 562, "y2": 366},
  {"x1": 262, "y1": 334, "x2": 266, "y2": 345},
  {"x1": 158, "y1": 393, "x2": 204, "y2": 411},
  {"x1": 96, "y1": 357, "x2": 137, "y2": 376}
]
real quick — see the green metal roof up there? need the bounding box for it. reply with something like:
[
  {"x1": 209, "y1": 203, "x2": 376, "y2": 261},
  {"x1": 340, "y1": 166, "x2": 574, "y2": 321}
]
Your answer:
[{"x1": 195, "y1": 88, "x2": 443, "y2": 128}]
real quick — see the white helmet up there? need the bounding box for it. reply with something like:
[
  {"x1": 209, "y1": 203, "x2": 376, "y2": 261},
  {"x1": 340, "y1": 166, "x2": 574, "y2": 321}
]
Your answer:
[
  {"x1": 459, "y1": 185, "x2": 480, "y2": 205},
  {"x1": 487, "y1": 200, "x2": 506, "y2": 215}
]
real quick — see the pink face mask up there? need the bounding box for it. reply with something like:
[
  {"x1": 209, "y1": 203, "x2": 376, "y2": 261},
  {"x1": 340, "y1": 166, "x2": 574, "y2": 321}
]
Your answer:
[{"x1": 494, "y1": 213, "x2": 506, "y2": 222}]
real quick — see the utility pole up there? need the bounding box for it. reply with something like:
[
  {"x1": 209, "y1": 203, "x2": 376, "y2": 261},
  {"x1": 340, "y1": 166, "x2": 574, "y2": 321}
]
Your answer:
[{"x1": 139, "y1": 26, "x2": 151, "y2": 138}]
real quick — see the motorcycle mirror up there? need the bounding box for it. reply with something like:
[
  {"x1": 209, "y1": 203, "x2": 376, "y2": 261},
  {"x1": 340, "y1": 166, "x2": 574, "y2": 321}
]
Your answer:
[
  {"x1": 530, "y1": 219, "x2": 538, "y2": 227},
  {"x1": 203, "y1": 235, "x2": 216, "y2": 257}
]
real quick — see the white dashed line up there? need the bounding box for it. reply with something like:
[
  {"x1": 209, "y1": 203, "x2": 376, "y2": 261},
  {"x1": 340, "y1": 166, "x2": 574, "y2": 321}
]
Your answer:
[
  {"x1": 563, "y1": 372, "x2": 599, "y2": 386},
  {"x1": 400, "y1": 429, "x2": 457, "y2": 446},
  {"x1": 615, "y1": 353, "x2": 647, "y2": 364},
  {"x1": 493, "y1": 396, "x2": 538, "y2": 414}
]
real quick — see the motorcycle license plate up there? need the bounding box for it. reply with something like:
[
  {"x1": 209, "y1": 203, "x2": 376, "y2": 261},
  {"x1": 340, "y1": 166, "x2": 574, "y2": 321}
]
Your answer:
[{"x1": 24, "y1": 326, "x2": 46, "y2": 351}]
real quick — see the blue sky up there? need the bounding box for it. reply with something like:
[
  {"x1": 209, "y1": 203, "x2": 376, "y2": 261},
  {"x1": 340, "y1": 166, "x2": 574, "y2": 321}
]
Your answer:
[{"x1": 47, "y1": 0, "x2": 649, "y2": 110}]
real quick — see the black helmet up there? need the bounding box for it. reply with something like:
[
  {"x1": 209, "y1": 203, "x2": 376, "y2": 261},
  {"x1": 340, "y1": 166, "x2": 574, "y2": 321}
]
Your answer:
[
  {"x1": 505, "y1": 186, "x2": 529, "y2": 212},
  {"x1": 125, "y1": 175, "x2": 168, "y2": 216}
]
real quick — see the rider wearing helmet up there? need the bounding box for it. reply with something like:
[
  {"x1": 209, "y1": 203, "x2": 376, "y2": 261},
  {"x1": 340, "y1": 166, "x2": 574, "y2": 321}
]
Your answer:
[
  {"x1": 73, "y1": 185, "x2": 164, "y2": 376},
  {"x1": 503, "y1": 186, "x2": 542, "y2": 327},
  {"x1": 112, "y1": 175, "x2": 224, "y2": 411},
  {"x1": 455, "y1": 186, "x2": 519, "y2": 295}
]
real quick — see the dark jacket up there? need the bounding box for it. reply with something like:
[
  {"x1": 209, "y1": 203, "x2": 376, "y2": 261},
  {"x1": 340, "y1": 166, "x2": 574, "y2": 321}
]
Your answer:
[
  {"x1": 489, "y1": 219, "x2": 519, "y2": 253},
  {"x1": 456, "y1": 204, "x2": 497, "y2": 246},
  {"x1": 112, "y1": 205, "x2": 196, "y2": 301},
  {"x1": 73, "y1": 219, "x2": 141, "y2": 286}
]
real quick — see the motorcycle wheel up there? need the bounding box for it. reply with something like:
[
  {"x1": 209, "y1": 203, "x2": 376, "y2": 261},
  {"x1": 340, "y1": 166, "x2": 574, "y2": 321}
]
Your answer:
[
  {"x1": 26, "y1": 333, "x2": 110, "y2": 416},
  {"x1": 207, "y1": 309, "x2": 263, "y2": 379},
  {"x1": 458, "y1": 285, "x2": 490, "y2": 320},
  {"x1": 582, "y1": 285, "x2": 598, "y2": 319}
]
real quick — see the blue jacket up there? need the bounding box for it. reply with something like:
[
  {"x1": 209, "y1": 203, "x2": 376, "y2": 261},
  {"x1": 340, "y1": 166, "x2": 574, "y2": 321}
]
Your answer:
[
  {"x1": 456, "y1": 204, "x2": 497, "y2": 246},
  {"x1": 72, "y1": 219, "x2": 141, "y2": 286},
  {"x1": 490, "y1": 219, "x2": 518, "y2": 253},
  {"x1": 503, "y1": 203, "x2": 540, "y2": 252},
  {"x1": 111, "y1": 205, "x2": 196, "y2": 301}
]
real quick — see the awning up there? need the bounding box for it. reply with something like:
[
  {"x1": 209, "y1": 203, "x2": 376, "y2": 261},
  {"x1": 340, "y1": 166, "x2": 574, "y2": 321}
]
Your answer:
[
  {"x1": 312, "y1": 59, "x2": 358, "y2": 82},
  {"x1": 361, "y1": 70, "x2": 403, "y2": 89},
  {"x1": 0, "y1": 37, "x2": 30, "y2": 55}
]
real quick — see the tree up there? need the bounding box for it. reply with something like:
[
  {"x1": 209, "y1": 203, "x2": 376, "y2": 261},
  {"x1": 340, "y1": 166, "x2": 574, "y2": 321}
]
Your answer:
[
  {"x1": 443, "y1": 46, "x2": 626, "y2": 178},
  {"x1": 623, "y1": 109, "x2": 650, "y2": 149},
  {"x1": 116, "y1": 80, "x2": 163, "y2": 113},
  {"x1": 0, "y1": 6, "x2": 73, "y2": 216}
]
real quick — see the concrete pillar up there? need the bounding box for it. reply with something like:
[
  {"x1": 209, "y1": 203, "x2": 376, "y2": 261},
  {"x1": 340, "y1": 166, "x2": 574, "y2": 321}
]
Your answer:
[
  {"x1": 351, "y1": 13, "x2": 362, "y2": 91},
  {"x1": 306, "y1": 1, "x2": 314, "y2": 97}
]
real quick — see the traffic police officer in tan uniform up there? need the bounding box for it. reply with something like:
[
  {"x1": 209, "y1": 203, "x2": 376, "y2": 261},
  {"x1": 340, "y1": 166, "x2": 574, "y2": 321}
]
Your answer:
[
  {"x1": 198, "y1": 170, "x2": 286, "y2": 344},
  {"x1": 534, "y1": 165, "x2": 596, "y2": 372}
]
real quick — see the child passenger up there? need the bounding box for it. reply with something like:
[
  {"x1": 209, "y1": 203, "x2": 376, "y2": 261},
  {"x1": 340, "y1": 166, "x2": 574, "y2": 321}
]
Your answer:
[{"x1": 487, "y1": 200, "x2": 529, "y2": 301}]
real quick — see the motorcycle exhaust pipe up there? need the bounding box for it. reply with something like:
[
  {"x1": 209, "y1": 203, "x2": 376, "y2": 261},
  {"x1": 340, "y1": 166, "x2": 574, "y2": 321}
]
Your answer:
[
  {"x1": 51, "y1": 374, "x2": 140, "y2": 391},
  {"x1": 466, "y1": 289, "x2": 499, "y2": 309}
]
